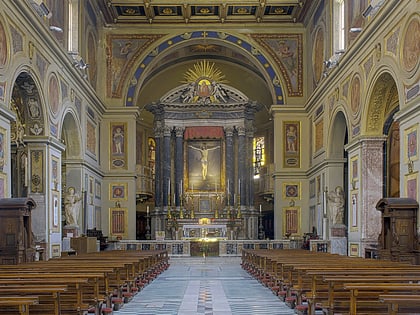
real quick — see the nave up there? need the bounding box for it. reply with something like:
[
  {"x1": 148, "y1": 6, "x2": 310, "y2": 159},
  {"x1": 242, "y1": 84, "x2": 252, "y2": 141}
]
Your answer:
[{"x1": 114, "y1": 257, "x2": 295, "y2": 315}]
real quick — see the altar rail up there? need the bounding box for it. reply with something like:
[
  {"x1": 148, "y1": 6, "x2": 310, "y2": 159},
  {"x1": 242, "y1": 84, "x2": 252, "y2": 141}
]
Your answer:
[{"x1": 113, "y1": 239, "x2": 331, "y2": 256}]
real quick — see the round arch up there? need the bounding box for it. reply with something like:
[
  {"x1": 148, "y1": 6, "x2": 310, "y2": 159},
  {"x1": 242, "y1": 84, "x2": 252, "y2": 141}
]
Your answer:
[
  {"x1": 124, "y1": 31, "x2": 288, "y2": 107},
  {"x1": 327, "y1": 107, "x2": 349, "y2": 160},
  {"x1": 60, "y1": 109, "x2": 82, "y2": 159}
]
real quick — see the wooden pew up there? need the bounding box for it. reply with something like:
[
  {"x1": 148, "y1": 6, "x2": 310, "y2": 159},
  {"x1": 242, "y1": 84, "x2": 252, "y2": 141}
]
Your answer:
[
  {"x1": 0, "y1": 296, "x2": 39, "y2": 315},
  {"x1": 379, "y1": 294, "x2": 420, "y2": 315}
]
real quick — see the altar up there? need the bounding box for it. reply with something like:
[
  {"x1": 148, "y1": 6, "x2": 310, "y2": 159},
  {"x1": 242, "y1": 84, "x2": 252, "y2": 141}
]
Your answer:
[{"x1": 182, "y1": 224, "x2": 227, "y2": 240}]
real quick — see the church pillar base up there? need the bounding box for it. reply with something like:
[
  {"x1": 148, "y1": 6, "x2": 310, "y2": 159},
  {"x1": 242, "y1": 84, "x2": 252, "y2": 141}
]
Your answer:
[{"x1": 330, "y1": 224, "x2": 347, "y2": 255}]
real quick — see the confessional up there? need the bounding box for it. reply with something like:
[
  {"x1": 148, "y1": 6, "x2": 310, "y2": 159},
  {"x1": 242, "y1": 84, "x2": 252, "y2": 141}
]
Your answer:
[
  {"x1": 376, "y1": 197, "x2": 420, "y2": 264},
  {"x1": 0, "y1": 197, "x2": 36, "y2": 264}
]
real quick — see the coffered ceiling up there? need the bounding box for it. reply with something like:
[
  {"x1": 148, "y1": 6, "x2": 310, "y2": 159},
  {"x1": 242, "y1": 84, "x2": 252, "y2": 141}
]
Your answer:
[{"x1": 99, "y1": 0, "x2": 309, "y2": 24}]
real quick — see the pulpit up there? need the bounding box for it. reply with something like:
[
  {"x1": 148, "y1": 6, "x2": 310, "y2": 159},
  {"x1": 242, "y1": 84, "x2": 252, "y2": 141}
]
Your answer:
[
  {"x1": 376, "y1": 198, "x2": 420, "y2": 264},
  {"x1": 0, "y1": 198, "x2": 36, "y2": 264}
]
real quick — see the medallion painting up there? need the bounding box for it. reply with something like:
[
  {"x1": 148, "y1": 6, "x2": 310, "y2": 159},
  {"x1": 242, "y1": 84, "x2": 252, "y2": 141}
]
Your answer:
[{"x1": 188, "y1": 139, "x2": 221, "y2": 191}]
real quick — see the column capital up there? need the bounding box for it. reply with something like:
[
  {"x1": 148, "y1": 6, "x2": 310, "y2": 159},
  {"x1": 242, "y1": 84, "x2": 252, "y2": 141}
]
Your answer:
[
  {"x1": 163, "y1": 126, "x2": 173, "y2": 137},
  {"x1": 224, "y1": 126, "x2": 235, "y2": 137},
  {"x1": 237, "y1": 126, "x2": 246, "y2": 136},
  {"x1": 174, "y1": 127, "x2": 185, "y2": 138}
]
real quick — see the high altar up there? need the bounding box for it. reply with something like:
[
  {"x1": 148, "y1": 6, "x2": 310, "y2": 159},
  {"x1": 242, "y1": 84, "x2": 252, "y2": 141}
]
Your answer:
[{"x1": 146, "y1": 61, "x2": 261, "y2": 242}]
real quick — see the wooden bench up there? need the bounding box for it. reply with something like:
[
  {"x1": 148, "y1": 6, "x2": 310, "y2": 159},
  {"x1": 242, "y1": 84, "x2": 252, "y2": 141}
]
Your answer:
[
  {"x1": 0, "y1": 296, "x2": 39, "y2": 315},
  {"x1": 379, "y1": 294, "x2": 420, "y2": 315}
]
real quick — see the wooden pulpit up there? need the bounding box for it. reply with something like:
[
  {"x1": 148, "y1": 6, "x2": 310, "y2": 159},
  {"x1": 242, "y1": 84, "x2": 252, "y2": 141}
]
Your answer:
[
  {"x1": 376, "y1": 197, "x2": 420, "y2": 264},
  {"x1": 0, "y1": 197, "x2": 36, "y2": 264}
]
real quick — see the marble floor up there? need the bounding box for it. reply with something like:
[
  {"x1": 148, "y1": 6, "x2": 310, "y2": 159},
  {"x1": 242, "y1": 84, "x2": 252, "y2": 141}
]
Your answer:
[{"x1": 113, "y1": 256, "x2": 296, "y2": 315}]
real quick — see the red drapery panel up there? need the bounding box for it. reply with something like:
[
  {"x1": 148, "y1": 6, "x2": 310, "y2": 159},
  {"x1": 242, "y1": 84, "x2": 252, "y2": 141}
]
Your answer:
[{"x1": 184, "y1": 126, "x2": 224, "y2": 139}]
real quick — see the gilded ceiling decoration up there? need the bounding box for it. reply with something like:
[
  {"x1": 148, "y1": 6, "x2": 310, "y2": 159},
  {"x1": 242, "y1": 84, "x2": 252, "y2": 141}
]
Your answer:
[{"x1": 99, "y1": 1, "x2": 308, "y2": 24}]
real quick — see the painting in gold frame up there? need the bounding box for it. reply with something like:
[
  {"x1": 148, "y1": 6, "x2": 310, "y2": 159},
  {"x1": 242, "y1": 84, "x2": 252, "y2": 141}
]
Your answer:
[
  {"x1": 109, "y1": 207, "x2": 128, "y2": 239},
  {"x1": 51, "y1": 244, "x2": 61, "y2": 258},
  {"x1": 282, "y1": 182, "x2": 300, "y2": 200},
  {"x1": 405, "y1": 172, "x2": 418, "y2": 200},
  {"x1": 110, "y1": 122, "x2": 127, "y2": 169},
  {"x1": 51, "y1": 192, "x2": 60, "y2": 232},
  {"x1": 282, "y1": 207, "x2": 301, "y2": 236},
  {"x1": 349, "y1": 243, "x2": 359, "y2": 257},
  {"x1": 350, "y1": 193, "x2": 358, "y2": 231},
  {"x1": 109, "y1": 183, "x2": 128, "y2": 201},
  {"x1": 283, "y1": 121, "x2": 300, "y2": 168},
  {"x1": 404, "y1": 124, "x2": 418, "y2": 163}
]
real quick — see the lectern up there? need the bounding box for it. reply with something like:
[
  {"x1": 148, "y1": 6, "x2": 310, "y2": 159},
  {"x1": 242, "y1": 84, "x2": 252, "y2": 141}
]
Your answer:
[
  {"x1": 376, "y1": 197, "x2": 420, "y2": 264},
  {"x1": 0, "y1": 198, "x2": 36, "y2": 264}
]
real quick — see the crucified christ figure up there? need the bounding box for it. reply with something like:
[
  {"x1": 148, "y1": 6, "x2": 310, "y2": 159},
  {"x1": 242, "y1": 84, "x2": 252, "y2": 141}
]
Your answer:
[{"x1": 189, "y1": 143, "x2": 220, "y2": 180}]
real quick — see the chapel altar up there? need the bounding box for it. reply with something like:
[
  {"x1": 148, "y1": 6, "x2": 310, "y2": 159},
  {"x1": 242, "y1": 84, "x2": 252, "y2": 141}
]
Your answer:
[{"x1": 146, "y1": 61, "x2": 261, "y2": 241}]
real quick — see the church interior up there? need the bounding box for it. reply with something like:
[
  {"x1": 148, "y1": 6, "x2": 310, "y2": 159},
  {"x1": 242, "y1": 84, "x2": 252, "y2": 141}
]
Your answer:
[
  {"x1": 0, "y1": 0, "x2": 419, "y2": 265},
  {"x1": 1, "y1": 1, "x2": 420, "y2": 314}
]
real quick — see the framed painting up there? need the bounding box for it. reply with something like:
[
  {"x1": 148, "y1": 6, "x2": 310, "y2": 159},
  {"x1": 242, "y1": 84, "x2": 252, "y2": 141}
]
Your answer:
[
  {"x1": 187, "y1": 139, "x2": 221, "y2": 191},
  {"x1": 51, "y1": 192, "x2": 60, "y2": 231},
  {"x1": 282, "y1": 207, "x2": 301, "y2": 236},
  {"x1": 349, "y1": 243, "x2": 359, "y2": 257},
  {"x1": 110, "y1": 122, "x2": 127, "y2": 169},
  {"x1": 109, "y1": 207, "x2": 128, "y2": 239},
  {"x1": 110, "y1": 183, "x2": 128, "y2": 201},
  {"x1": 283, "y1": 121, "x2": 300, "y2": 168},
  {"x1": 51, "y1": 156, "x2": 59, "y2": 191},
  {"x1": 405, "y1": 124, "x2": 418, "y2": 162},
  {"x1": 86, "y1": 117, "x2": 97, "y2": 159},
  {"x1": 350, "y1": 193, "x2": 358, "y2": 231},
  {"x1": 350, "y1": 155, "x2": 359, "y2": 190},
  {"x1": 95, "y1": 179, "x2": 101, "y2": 199},
  {"x1": 51, "y1": 244, "x2": 61, "y2": 258},
  {"x1": 0, "y1": 81, "x2": 5, "y2": 102},
  {"x1": 405, "y1": 173, "x2": 418, "y2": 200},
  {"x1": 282, "y1": 182, "x2": 300, "y2": 200}
]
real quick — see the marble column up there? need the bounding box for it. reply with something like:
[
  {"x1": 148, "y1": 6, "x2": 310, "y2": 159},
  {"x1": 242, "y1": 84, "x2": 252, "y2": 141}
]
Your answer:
[
  {"x1": 246, "y1": 126, "x2": 255, "y2": 207},
  {"x1": 154, "y1": 124, "x2": 163, "y2": 208},
  {"x1": 162, "y1": 126, "x2": 172, "y2": 207},
  {"x1": 225, "y1": 127, "x2": 234, "y2": 206},
  {"x1": 175, "y1": 127, "x2": 184, "y2": 206},
  {"x1": 237, "y1": 126, "x2": 246, "y2": 206}
]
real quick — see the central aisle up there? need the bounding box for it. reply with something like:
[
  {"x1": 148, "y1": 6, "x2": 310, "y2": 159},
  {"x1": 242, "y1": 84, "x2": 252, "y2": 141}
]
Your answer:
[{"x1": 114, "y1": 257, "x2": 295, "y2": 315}]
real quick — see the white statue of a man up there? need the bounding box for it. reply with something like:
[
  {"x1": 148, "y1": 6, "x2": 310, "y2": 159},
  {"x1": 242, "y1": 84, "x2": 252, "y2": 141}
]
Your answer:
[
  {"x1": 328, "y1": 186, "x2": 345, "y2": 225},
  {"x1": 64, "y1": 187, "x2": 82, "y2": 227}
]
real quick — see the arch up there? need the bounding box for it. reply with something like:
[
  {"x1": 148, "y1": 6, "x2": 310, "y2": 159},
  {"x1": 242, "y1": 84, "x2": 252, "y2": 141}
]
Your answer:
[
  {"x1": 124, "y1": 31, "x2": 287, "y2": 106},
  {"x1": 362, "y1": 70, "x2": 399, "y2": 136},
  {"x1": 327, "y1": 107, "x2": 349, "y2": 159},
  {"x1": 60, "y1": 110, "x2": 82, "y2": 159}
]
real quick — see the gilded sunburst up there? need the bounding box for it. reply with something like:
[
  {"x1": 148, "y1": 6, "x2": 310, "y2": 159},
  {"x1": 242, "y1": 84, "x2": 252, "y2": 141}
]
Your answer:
[{"x1": 182, "y1": 60, "x2": 228, "y2": 84}]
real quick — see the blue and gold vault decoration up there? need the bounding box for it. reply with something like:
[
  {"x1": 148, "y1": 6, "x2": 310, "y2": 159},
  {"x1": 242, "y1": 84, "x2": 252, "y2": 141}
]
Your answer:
[{"x1": 100, "y1": 1, "x2": 307, "y2": 24}]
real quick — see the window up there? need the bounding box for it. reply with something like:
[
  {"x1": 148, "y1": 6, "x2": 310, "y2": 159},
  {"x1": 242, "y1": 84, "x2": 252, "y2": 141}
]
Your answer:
[
  {"x1": 68, "y1": 0, "x2": 79, "y2": 52},
  {"x1": 333, "y1": 0, "x2": 345, "y2": 52},
  {"x1": 253, "y1": 137, "x2": 265, "y2": 178}
]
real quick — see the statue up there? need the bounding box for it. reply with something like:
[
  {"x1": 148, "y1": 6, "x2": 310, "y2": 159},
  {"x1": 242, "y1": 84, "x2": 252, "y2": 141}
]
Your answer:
[
  {"x1": 328, "y1": 186, "x2": 345, "y2": 225},
  {"x1": 64, "y1": 187, "x2": 82, "y2": 227},
  {"x1": 189, "y1": 143, "x2": 220, "y2": 180}
]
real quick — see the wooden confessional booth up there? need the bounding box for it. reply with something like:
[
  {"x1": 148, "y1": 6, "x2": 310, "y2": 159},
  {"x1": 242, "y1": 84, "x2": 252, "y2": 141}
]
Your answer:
[
  {"x1": 0, "y1": 197, "x2": 36, "y2": 265},
  {"x1": 376, "y1": 197, "x2": 420, "y2": 264}
]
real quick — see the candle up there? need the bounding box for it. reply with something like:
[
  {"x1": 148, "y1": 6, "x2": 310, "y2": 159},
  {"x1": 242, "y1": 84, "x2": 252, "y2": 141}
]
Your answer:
[
  {"x1": 168, "y1": 179, "x2": 171, "y2": 195},
  {"x1": 238, "y1": 179, "x2": 241, "y2": 194},
  {"x1": 147, "y1": 206, "x2": 149, "y2": 215},
  {"x1": 259, "y1": 204, "x2": 262, "y2": 214},
  {"x1": 180, "y1": 179, "x2": 183, "y2": 195},
  {"x1": 227, "y1": 179, "x2": 230, "y2": 195}
]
